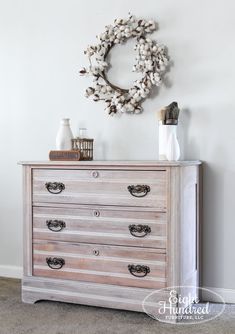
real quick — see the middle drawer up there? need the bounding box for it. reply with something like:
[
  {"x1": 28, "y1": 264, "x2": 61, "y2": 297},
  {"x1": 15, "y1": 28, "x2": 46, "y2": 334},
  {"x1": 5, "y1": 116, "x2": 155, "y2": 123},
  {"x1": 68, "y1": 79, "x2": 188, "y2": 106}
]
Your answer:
[{"x1": 33, "y1": 206, "x2": 167, "y2": 249}]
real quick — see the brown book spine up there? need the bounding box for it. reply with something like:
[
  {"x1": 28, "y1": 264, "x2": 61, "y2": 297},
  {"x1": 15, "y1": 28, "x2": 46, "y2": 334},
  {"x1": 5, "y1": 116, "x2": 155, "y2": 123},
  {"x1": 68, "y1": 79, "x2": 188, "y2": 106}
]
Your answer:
[{"x1": 49, "y1": 150, "x2": 81, "y2": 161}]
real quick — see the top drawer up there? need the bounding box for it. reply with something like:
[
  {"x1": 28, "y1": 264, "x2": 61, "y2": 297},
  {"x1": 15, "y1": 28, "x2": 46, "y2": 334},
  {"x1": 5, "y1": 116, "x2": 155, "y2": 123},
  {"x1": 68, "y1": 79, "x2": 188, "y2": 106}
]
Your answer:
[{"x1": 32, "y1": 169, "x2": 167, "y2": 209}]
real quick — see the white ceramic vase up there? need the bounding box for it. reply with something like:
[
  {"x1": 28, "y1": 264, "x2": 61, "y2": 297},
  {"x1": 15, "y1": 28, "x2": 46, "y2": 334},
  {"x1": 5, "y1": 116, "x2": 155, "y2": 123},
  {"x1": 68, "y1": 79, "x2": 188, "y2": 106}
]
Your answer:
[
  {"x1": 159, "y1": 124, "x2": 179, "y2": 160},
  {"x1": 166, "y1": 130, "x2": 180, "y2": 161},
  {"x1": 56, "y1": 118, "x2": 73, "y2": 150}
]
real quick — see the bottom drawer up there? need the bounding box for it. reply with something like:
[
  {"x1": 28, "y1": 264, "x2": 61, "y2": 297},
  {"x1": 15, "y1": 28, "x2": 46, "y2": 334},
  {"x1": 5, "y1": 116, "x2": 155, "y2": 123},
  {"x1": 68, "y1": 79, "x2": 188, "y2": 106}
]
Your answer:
[{"x1": 33, "y1": 241, "x2": 166, "y2": 289}]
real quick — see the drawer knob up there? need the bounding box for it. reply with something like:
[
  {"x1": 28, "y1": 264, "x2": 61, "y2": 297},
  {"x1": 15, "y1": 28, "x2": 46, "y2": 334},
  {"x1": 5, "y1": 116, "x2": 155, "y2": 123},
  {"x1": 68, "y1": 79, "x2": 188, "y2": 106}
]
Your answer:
[
  {"x1": 93, "y1": 249, "x2": 99, "y2": 256},
  {"x1": 92, "y1": 171, "x2": 99, "y2": 178},
  {"x1": 93, "y1": 210, "x2": 100, "y2": 217},
  {"x1": 128, "y1": 224, "x2": 151, "y2": 238},
  {"x1": 45, "y1": 182, "x2": 65, "y2": 194},
  {"x1": 127, "y1": 185, "x2": 150, "y2": 198},
  {"x1": 46, "y1": 257, "x2": 65, "y2": 270},
  {"x1": 128, "y1": 264, "x2": 150, "y2": 278},
  {"x1": 46, "y1": 220, "x2": 66, "y2": 232}
]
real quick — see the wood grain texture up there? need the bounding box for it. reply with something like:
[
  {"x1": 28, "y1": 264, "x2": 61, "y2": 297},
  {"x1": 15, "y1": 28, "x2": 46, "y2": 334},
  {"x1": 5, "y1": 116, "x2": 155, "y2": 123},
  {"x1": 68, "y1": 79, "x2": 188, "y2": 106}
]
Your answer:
[
  {"x1": 22, "y1": 276, "x2": 169, "y2": 312},
  {"x1": 19, "y1": 160, "x2": 202, "y2": 167},
  {"x1": 177, "y1": 166, "x2": 198, "y2": 304},
  {"x1": 33, "y1": 206, "x2": 167, "y2": 248},
  {"x1": 166, "y1": 165, "x2": 200, "y2": 305},
  {"x1": 20, "y1": 160, "x2": 201, "y2": 315},
  {"x1": 33, "y1": 169, "x2": 167, "y2": 209},
  {"x1": 33, "y1": 240, "x2": 166, "y2": 289}
]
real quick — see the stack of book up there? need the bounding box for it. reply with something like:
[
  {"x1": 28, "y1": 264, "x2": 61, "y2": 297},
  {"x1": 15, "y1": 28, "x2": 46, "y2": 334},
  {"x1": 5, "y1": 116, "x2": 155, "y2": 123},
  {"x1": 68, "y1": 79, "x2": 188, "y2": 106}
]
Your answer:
[{"x1": 49, "y1": 150, "x2": 81, "y2": 161}]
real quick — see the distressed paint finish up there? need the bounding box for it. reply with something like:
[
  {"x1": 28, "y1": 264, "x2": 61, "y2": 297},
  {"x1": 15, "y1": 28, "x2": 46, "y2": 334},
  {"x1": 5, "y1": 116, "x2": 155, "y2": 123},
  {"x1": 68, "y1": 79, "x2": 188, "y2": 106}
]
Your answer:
[{"x1": 20, "y1": 160, "x2": 201, "y2": 314}]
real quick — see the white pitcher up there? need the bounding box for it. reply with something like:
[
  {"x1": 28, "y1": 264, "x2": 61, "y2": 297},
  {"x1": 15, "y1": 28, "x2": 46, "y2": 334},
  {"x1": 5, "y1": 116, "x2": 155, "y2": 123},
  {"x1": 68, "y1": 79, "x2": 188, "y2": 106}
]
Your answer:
[{"x1": 56, "y1": 118, "x2": 73, "y2": 150}]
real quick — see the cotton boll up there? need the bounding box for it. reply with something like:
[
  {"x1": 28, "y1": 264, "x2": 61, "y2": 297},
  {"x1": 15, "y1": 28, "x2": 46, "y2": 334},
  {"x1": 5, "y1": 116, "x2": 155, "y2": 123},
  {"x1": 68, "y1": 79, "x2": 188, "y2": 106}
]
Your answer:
[
  {"x1": 116, "y1": 103, "x2": 122, "y2": 111},
  {"x1": 128, "y1": 104, "x2": 134, "y2": 111},
  {"x1": 154, "y1": 73, "x2": 160, "y2": 80},
  {"x1": 106, "y1": 86, "x2": 112, "y2": 93},
  {"x1": 116, "y1": 18, "x2": 122, "y2": 24},
  {"x1": 101, "y1": 86, "x2": 107, "y2": 93},
  {"x1": 147, "y1": 81, "x2": 152, "y2": 89}
]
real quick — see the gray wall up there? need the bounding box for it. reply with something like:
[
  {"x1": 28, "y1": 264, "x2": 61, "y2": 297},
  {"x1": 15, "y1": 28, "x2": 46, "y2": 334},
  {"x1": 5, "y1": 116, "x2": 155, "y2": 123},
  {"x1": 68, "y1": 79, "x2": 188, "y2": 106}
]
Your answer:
[{"x1": 0, "y1": 0, "x2": 234, "y2": 289}]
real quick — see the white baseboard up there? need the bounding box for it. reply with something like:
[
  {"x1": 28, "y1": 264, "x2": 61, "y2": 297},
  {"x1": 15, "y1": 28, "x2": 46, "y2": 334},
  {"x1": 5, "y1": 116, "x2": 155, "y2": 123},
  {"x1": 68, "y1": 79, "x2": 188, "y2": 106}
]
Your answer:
[
  {"x1": 202, "y1": 286, "x2": 235, "y2": 304},
  {"x1": 0, "y1": 267, "x2": 234, "y2": 304},
  {"x1": 0, "y1": 265, "x2": 23, "y2": 279}
]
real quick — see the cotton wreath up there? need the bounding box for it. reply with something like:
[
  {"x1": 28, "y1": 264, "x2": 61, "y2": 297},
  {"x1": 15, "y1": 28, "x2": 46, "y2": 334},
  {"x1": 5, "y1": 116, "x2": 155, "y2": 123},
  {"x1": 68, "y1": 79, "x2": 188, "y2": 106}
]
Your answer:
[{"x1": 80, "y1": 14, "x2": 169, "y2": 115}]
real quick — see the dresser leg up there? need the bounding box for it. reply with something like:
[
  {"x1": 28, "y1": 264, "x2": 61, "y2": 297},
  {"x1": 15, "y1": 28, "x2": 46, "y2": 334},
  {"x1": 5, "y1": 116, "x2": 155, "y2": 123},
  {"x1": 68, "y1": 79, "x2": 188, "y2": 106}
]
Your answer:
[{"x1": 22, "y1": 289, "x2": 40, "y2": 304}]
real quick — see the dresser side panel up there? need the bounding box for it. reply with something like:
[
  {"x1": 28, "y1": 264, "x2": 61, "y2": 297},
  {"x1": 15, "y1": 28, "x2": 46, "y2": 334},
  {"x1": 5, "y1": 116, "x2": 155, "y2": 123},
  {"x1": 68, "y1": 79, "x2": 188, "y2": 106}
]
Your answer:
[
  {"x1": 179, "y1": 165, "x2": 200, "y2": 300},
  {"x1": 23, "y1": 166, "x2": 33, "y2": 276}
]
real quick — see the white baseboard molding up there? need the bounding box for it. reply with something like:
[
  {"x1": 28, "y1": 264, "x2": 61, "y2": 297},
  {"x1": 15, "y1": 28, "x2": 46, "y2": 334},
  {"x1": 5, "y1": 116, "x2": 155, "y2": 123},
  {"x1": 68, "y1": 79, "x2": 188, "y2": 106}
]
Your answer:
[
  {"x1": 202, "y1": 286, "x2": 235, "y2": 304},
  {"x1": 0, "y1": 265, "x2": 23, "y2": 279},
  {"x1": 0, "y1": 267, "x2": 234, "y2": 304}
]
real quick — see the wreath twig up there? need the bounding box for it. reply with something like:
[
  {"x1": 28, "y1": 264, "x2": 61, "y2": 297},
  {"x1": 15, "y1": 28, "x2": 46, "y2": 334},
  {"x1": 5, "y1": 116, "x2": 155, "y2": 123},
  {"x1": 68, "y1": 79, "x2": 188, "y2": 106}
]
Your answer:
[{"x1": 80, "y1": 14, "x2": 169, "y2": 115}]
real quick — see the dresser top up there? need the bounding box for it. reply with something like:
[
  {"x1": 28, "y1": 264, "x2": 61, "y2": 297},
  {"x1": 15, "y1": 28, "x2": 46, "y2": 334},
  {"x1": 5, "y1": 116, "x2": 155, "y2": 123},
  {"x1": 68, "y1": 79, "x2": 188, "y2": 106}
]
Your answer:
[{"x1": 18, "y1": 160, "x2": 201, "y2": 167}]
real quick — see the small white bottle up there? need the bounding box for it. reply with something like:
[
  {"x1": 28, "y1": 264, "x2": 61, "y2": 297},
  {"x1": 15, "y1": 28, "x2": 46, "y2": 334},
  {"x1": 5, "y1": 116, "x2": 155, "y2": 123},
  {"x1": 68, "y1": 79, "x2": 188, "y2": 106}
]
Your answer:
[{"x1": 56, "y1": 118, "x2": 73, "y2": 150}]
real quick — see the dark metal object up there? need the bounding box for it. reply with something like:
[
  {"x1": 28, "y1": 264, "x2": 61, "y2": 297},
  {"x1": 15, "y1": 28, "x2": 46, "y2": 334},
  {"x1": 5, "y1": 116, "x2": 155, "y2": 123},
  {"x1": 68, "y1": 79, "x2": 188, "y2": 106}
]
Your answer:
[
  {"x1": 93, "y1": 210, "x2": 100, "y2": 217},
  {"x1": 46, "y1": 220, "x2": 66, "y2": 232},
  {"x1": 72, "y1": 138, "x2": 94, "y2": 161},
  {"x1": 128, "y1": 264, "x2": 150, "y2": 278},
  {"x1": 128, "y1": 224, "x2": 151, "y2": 238},
  {"x1": 127, "y1": 185, "x2": 150, "y2": 198},
  {"x1": 46, "y1": 257, "x2": 65, "y2": 270},
  {"x1": 93, "y1": 249, "x2": 100, "y2": 256},
  {"x1": 45, "y1": 182, "x2": 65, "y2": 194}
]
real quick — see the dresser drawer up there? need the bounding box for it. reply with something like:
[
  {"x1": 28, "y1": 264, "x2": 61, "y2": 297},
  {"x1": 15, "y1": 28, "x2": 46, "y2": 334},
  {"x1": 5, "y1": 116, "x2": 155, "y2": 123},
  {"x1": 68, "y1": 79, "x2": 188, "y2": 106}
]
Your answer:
[
  {"x1": 33, "y1": 206, "x2": 167, "y2": 248},
  {"x1": 32, "y1": 169, "x2": 166, "y2": 209},
  {"x1": 33, "y1": 241, "x2": 166, "y2": 289}
]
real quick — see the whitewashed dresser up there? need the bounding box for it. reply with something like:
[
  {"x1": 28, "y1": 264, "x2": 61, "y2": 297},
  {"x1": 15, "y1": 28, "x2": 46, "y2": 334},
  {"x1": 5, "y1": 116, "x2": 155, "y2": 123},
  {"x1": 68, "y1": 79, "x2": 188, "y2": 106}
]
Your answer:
[{"x1": 19, "y1": 160, "x2": 201, "y2": 313}]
